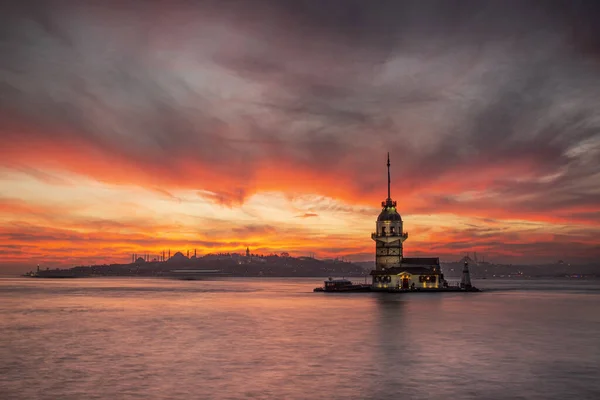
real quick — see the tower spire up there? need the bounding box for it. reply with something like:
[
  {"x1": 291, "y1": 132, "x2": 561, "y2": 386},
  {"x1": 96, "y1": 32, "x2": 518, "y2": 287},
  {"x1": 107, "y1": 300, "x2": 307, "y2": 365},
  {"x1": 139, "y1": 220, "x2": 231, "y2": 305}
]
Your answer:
[{"x1": 387, "y1": 152, "x2": 391, "y2": 200}]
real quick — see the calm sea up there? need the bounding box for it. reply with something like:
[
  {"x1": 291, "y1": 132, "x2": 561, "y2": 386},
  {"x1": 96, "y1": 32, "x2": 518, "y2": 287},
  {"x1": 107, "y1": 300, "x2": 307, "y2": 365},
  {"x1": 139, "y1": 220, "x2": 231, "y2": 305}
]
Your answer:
[{"x1": 1, "y1": 277, "x2": 599, "y2": 400}]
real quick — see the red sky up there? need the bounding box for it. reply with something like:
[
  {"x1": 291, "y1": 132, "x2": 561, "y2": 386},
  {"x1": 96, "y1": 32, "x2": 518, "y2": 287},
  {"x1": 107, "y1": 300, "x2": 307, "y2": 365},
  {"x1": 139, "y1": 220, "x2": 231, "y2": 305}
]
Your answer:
[{"x1": 1, "y1": 1, "x2": 599, "y2": 272}]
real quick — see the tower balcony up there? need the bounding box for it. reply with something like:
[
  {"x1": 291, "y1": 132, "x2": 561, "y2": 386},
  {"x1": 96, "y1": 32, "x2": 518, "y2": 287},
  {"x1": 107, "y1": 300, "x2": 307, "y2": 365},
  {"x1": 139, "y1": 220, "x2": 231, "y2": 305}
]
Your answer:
[{"x1": 371, "y1": 232, "x2": 408, "y2": 241}]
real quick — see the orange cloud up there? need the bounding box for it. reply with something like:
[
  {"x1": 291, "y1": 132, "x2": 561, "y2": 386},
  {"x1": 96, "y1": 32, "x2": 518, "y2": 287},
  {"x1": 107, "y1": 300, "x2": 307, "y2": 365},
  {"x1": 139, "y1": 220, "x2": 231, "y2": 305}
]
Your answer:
[{"x1": 3, "y1": 128, "x2": 590, "y2": 224}]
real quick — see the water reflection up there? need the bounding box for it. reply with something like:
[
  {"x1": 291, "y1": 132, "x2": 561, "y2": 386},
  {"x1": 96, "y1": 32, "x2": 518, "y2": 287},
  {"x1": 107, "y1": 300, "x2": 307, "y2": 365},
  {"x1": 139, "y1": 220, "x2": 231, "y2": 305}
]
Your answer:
[{"x1": 1, "y1": 278, "x2": 599, "y2": 400}]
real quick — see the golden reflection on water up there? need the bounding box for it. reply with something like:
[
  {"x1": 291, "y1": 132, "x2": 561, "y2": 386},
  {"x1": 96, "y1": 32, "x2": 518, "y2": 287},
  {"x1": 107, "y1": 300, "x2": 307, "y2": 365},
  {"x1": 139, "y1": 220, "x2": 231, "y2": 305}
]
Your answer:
[{"x1": 1, "y1": 278, "x2": 599, "y2": 400}]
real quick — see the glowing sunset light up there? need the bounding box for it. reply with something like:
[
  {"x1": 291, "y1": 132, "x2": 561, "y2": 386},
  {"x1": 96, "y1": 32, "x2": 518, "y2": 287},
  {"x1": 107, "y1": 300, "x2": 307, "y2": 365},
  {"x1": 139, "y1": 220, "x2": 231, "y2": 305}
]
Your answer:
[{"x1": 1, "y1": 1, "x2": 599, "y2": 273}]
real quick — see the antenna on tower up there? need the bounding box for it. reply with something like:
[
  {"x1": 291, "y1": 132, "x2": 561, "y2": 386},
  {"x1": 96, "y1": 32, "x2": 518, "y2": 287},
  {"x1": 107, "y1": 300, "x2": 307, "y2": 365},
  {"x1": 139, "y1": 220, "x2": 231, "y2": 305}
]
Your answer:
[{"x1": 387, "y1": 152, "x2": 391, "y2": 200}]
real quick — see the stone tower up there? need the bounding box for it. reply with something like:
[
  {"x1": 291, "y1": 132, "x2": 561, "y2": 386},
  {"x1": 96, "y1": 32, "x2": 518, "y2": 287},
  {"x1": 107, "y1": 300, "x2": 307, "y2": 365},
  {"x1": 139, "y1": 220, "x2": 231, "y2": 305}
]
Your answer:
[{"x1": 371, "y1": 153, "x2": 408, "y2": 270}]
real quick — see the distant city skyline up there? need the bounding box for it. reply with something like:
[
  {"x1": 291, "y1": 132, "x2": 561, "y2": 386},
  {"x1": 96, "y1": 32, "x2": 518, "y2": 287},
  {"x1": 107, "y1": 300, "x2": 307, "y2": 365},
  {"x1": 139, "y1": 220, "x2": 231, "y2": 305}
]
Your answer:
[{"x1": 1, "y1": 1, "x2": 600, "y2": 272}]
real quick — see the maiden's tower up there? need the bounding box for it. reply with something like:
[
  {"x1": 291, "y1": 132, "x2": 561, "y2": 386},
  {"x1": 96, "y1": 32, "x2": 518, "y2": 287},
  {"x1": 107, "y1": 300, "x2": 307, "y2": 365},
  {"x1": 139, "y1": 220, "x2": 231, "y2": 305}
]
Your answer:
[
  {"x1": 313, "y1": 153, "x2": 478, "y2": 293},
  {"x1": 370, "y1": 154, "x2": 447, "y2": 291}
]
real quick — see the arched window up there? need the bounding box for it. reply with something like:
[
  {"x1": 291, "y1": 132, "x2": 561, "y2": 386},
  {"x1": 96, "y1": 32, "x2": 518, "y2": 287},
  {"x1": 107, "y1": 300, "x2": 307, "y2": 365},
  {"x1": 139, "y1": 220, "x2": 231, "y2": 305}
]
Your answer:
[{"x1": 381, "y1": 226, "x2": 386, "y2": 235}]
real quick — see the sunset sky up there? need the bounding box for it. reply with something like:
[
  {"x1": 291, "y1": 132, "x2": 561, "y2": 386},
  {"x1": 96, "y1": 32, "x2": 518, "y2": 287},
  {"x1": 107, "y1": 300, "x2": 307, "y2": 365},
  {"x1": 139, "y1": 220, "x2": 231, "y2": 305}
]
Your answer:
[{"x1": 1, "y1": 0, "x2": 599, "y2": 272}]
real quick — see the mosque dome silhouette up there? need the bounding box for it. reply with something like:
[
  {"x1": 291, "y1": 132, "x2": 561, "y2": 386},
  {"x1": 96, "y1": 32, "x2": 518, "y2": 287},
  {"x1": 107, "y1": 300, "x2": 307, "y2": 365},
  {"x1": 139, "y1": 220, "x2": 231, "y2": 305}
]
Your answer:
[{"x1": 169, "y1": 251, "x2": 188, "y2": 262}]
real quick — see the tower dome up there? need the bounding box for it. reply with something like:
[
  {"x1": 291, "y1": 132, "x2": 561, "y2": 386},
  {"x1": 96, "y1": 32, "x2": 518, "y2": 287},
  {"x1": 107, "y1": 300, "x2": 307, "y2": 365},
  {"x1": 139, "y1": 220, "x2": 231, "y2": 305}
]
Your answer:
[{"x1": 377, "y1": 205, "x2": 402, "y2": 221}]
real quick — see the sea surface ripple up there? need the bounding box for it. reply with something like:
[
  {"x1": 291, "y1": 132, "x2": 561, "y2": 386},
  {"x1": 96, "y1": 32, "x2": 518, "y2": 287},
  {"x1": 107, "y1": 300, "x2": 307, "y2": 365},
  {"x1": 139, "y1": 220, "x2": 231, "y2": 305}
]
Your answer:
[{"x1": 1, "y1": 277, "x2": 599, "y2": 400}]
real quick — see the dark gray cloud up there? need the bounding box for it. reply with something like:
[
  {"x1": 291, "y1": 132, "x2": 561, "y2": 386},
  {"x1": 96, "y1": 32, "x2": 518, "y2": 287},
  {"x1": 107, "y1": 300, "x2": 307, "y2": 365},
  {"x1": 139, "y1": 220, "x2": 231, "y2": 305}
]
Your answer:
[{"x1": 0, "y1": 0, "x2": 599, "y2": 219}]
